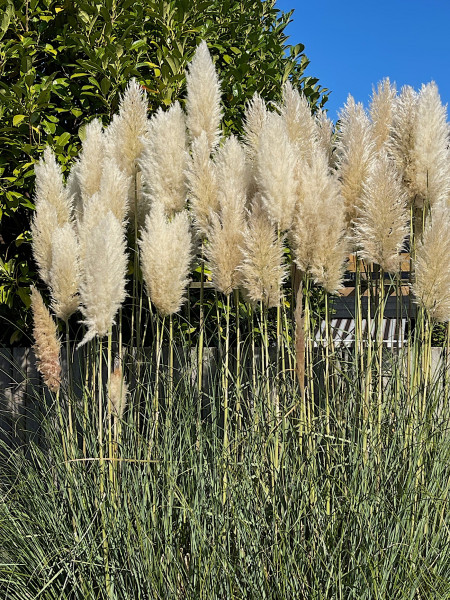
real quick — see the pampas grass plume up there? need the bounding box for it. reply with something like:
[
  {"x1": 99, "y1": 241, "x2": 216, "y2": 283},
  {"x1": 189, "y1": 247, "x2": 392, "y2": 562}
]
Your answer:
[
  {"x1": 239, "y1": 199, "x2": 287, "y2": 307},
  {"x1": 292, "y1": 148, "x2": 348, "y2": 293},
  {"x1": 139, "y1": 203, "x2": 192, "y2": 316},
  {"x1": 243, "y1": 92, "x2": 267, "y2": 161},
  {"x1": 31, "y1": 286, "x2": 61, "y2": 392},
  {"x1": 335, "y1": 95, "x2": 376, "y2": 227},
  {"x1": 141, "y1": 102, "x2": 187, "y2": 216},
  {"x1": 206, "y1": 202, "x2": 246, "y2": 296},
  {"x1": 281, "y1": 81, "x2": 317, "y2": 162},
  {"x1": 257, "y1": 112, "x2": 297, "y2": 232},
  {"x1": 354, "y1": 151, "x2": 408, "y2": 272},
  {"x1": 98, "y1": 159, "x2": 130, "y2": 225},
  {"x1": 413, "y1": 202, "x2": 450, "y2": 322},
  {"x1": 78, "y1": 211, "x2": 128, "y2": 345},
  {"x1": 31, "y1": 201, "x2": 59, "y2": 285},
  {"x1": 410, "y1": 82, "x2": 450, "y2": 208},
  {"x1": 50, "y1": 224, "x2": 80, "y2": 321},
  {"x1": 32, "y1": 148, "x2": 73, "y2": 284},
  {"x1": 369, "y1": 78, "x2": 397, "y2": 150},
  {"x1": 186, "y1": 41, "x2": 222, "y2": 149},
  {"x1": 105, "y1": 79, "x2": 148, "y2": 177},
  {"x1": 109, "y1": 367, "x2": 128, "y2": 420},
  {"x1": 186, "y1": 131, "x2": 219, "y2": 236},
  {"x1": 387, "y1": 85, "x2": 419, "y2": 203},
  {"x1": 216, "y1": 135, "x2": 249, "y2": 212},
  {"x1": 77, "y1": 118, "x2": 105, "y2": 202}
]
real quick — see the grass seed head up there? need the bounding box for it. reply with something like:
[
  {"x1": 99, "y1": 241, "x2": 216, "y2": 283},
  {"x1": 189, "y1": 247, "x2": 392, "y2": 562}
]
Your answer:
[{"x1": 31, "y1": 286, "x2": 61, "y2": 393}]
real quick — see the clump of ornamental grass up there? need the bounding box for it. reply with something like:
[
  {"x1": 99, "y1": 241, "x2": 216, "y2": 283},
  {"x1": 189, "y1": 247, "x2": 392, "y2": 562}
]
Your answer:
[
  {"x1": 30, "y1": 286, "x2": 62, "y2": 392},
  {"x1": 353, "y1": 151, "x2": 409, "y2": 272},
  {"x1": 49, "y1": 223, "x2": 80, "y2": 321},
  {"x1": 335, "y1": 95, "x2": 376, "y2": 228},
  {"x1": 186, "y1": 131, "x2": 220, "y2": 237},
  {"x1": 185, "y1": 41, "x2": 222, "y2": 149},
  {"x1": 256, "y1": 112, "x2": 297, "y2": 232},
  {"x1": 31, "y1": 148, "x2": 73, "y2": 285},
  {"x1": 239, "y1": 198, "x2": 287, "y2": 307},
  {"x1": 369, "y1": 78, "x2": 397, "y2": 150},
  {"x1": 78, "y1": 211, "x2": 128, "y2": 345},
  {"x1": 139, "y1": 202, "x2": 192, "y2": 316},
  {"x1": 141, "y1": 102, "x2": 187, "y2": 217},
  {"x1": 412, "y1": 202, "x2": 450, "y2": 322},
  {"x1": 292, "y1": 148, "x2": 348, "y2": 293}
]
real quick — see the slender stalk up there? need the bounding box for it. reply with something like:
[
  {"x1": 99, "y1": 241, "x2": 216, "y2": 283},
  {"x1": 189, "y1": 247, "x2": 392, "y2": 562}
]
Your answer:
[
  {"x1": 222, "y1": 292, "x2": 231, "y2": 505},
  {"x1": 65, "y1": 321, "x2": 74, "y2": 457},
  {"x1": 97, "y1": 338, "x2": 111, "y2": 596},
  {"x1": 324, "y1": 292, "x2": 331, "y2": 516},
  {"x1": 107, "y1": 329, "x2": 114, "y2": 494},
  {"x1": 376, "y1": 268, "x2": 385, "y2": 467},
  {"x1": 168, "y1": 314, "x2": 174, "y2": 411},
  {"x1": 234, "y1": 289, "x2": 241, "y2": 463}
]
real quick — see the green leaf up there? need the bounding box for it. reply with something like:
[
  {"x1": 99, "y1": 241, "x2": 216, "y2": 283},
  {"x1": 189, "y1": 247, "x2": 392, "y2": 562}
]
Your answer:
[
  {"x1": 56, "y1": 132, "x2": 70, "y2": 146},
  {"x1": 13, "y1": 115, "x2": 26, "y2": 126}
]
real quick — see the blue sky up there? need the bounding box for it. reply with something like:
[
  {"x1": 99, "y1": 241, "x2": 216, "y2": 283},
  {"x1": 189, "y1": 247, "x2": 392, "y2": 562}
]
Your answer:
[{"x1": 275, "y1": 0, "x2": 450, "y2": 121}]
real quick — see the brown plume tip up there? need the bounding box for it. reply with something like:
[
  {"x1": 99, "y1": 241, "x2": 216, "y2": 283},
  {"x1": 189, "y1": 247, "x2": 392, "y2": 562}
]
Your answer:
[{"x1": 30, "y1": 286, "x2": 62, "y2": 392}]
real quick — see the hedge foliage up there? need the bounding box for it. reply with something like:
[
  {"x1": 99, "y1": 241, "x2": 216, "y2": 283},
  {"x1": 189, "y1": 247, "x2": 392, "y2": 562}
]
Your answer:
[{"x1": 0, "y1": 0, "x2": 328, "y2": 345}]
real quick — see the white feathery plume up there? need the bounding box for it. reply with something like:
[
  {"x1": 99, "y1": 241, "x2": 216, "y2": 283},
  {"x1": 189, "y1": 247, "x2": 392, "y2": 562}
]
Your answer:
[
  {"x1": 335, "y1": 95, "x2": 376, "y2": 228},
  {"x1": 353, "y1": 151, "x2": 408, "y2": 273},
  {"x1": 31, "y1": 148, "x2": 73, "y2": 284},
  {"x1": 369, "y1": 78, "x2": 397, "y2": 151},
  {"x1": 215, "y1": 135, "x2": 249, "y2": 213},
  {"x1": 206, "y1": 202, "x2": 246, "y2": 295},
  {"x1": 104, "y1": 79, "x2": 148, "y2": 225},
  {"x1": 186, "y1": 131, "x2": 219, "y2": 237},
  {"x1": 256, "y1": 112, "x2": 297, "y2": 232},
  {"x1": 292, "y1": 148, "x2": 348, "y2": 293},
  {"x1": 76, "y1": 162, "x2": 130, "y2": 244},
  {"x1": 49, "y1": 223, "x2": 80, "y2": 321},
  {"x1": 281, "y1": 81, "x2": 317, "y2": 163},
  {"x1": 185, "y1": 41, "x2": 222, "y2": 149},
  {"x1": 31, "y1": 201, "x2": 59, "y2": 286},
  {"x1": 238, "y1": 199, "x2": 287, "y2": 307},
  {"x1": 140, "y1": 102, "x2": 187, "y2": 216},
  {"x1": 33, "y1": 147, "x2": 72, "y2": 222},
  {"x1": 413, "y1": 202, "x2": 450, "y2": 322},
  {"x1": 98, "y1": 159, "x2": 130, "y2": 225},
  {"x1": 78, "y1": 211, "x2": 128, "y2": 345},
  {"x1": 243, "y1": 92, "x2": 267, "y2": 161},
  {"x1": 66, "y1": 162, "x2": 82, "y2": 221},
  {"x1": 387, "y1": 85, "x2": 419, "y2": 203},
  {"x1": 139, "y1": 203, "x2": 192, "y2": 316},
  {"x1": 104, "y1": 79, "x2": 148, "y2": 177},
  {"x1": 315, "y1": 109, "x2": 335, "y2": 167},
  {"x1": 77, "y1": 118, "x2": 105, "y2": 202},
  {"x1": 410, "y1": 82, "x2": 450, "y2": 208}
]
